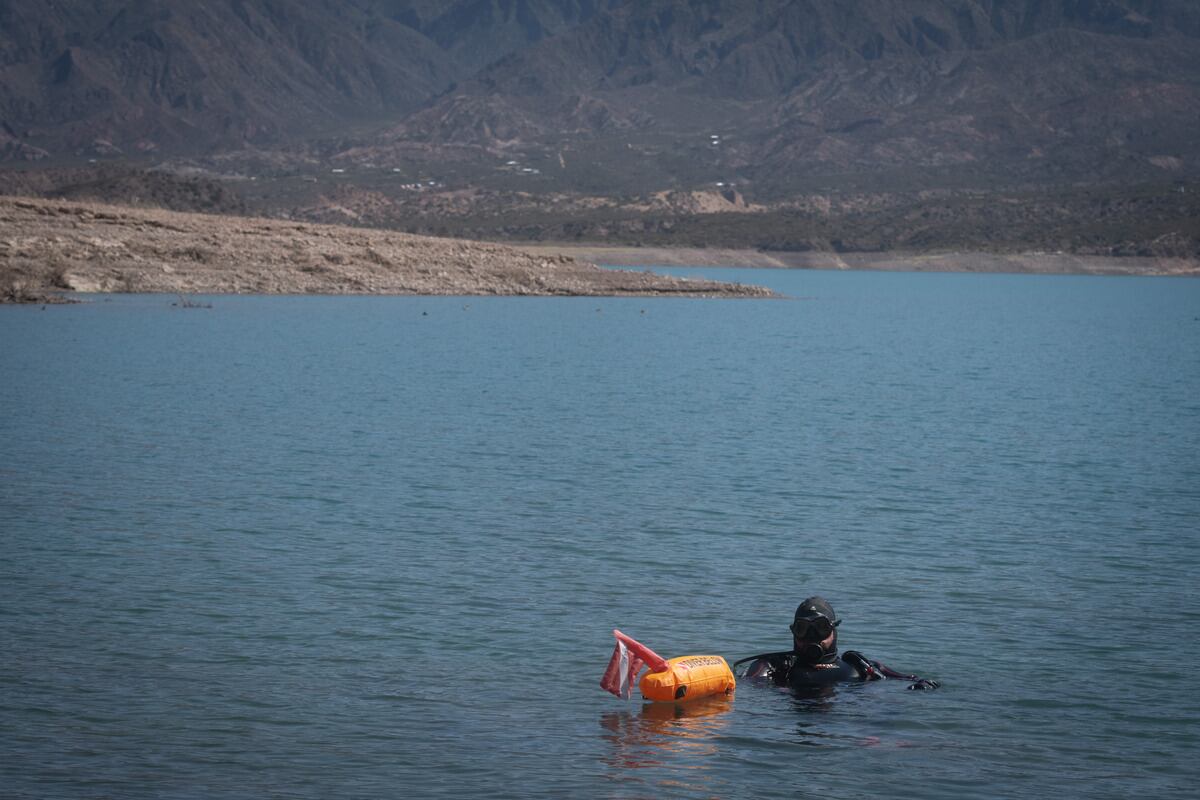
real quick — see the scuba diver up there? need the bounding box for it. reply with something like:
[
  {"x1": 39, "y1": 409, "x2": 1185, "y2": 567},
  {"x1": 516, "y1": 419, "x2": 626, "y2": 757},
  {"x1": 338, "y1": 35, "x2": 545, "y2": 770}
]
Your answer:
[{"x1": 734, "y1": 596, "x2": 940, "y2": 691}]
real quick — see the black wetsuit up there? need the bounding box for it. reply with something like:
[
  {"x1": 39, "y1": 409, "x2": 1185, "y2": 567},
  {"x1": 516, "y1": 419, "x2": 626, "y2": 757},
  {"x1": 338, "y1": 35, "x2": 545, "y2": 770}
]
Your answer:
[{"x1": 738, "y1": 650, "x2": 939, "y2": 690}]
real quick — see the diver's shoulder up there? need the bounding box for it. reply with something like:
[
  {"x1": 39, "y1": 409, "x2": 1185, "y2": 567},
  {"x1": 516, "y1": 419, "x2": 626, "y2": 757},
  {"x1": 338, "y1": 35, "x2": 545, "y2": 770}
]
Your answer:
[{"x1": 734, "y1": 651, "x2": 793, "y2": 681}]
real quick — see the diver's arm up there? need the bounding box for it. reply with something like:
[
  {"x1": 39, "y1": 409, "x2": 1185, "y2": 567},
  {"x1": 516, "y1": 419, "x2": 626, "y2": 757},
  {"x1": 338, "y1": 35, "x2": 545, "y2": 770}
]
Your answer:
[
  {"x1": 843, "y1": 651, "x2": 940, "y2": 690},
  {"x1": 873, "y1": 660, "x2": 940, "y2": 690}
]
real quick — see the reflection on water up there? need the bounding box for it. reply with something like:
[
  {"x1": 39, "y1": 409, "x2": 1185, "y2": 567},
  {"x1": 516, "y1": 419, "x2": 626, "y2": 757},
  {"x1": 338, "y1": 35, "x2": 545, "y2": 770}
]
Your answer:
[
  {"x1": 788, "y1": 685, "x2": 837, "y2": 710},
  {"x1": 783, "y1": 682, "x2": 915, "y2": 750},
  {"x1": 599, "y1": 695, "x2": 733, "y2": 793},
  {"x1": 740, "y1": 676, "x2": 881, "y2": 749},
  {"x1": 788, "y1": 686, "x2": 846, "y2": 748}
]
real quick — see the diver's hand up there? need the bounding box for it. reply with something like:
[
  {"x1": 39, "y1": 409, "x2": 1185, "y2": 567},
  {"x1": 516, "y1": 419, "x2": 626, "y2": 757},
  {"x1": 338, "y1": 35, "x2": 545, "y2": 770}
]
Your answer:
[{"x1": 907, "y1": 679, "x2": 939, "y2": 691}]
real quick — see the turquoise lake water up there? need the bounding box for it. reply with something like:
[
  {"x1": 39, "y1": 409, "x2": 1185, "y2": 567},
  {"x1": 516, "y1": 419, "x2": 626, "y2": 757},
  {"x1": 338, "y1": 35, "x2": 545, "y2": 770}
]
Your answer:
[{"x1": 2, "y1": 269, "x2": 1199, "y2": 799}]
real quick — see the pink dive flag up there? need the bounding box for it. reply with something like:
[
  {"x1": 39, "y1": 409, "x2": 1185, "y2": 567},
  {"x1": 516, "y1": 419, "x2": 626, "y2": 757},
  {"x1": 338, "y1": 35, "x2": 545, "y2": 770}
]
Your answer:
[{"x1": 600, "y1": 630, "x2": 668, "y2": 699}]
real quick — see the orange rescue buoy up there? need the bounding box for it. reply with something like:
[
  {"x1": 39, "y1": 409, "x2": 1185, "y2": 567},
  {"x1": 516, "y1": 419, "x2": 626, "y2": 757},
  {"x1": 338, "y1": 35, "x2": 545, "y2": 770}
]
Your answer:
[
  {"x1": 600, "y1": 629, "x2": 735, "y2": 703},
  {"x1": 639, "y1": 654, "x2": 737, "y2": 702}
]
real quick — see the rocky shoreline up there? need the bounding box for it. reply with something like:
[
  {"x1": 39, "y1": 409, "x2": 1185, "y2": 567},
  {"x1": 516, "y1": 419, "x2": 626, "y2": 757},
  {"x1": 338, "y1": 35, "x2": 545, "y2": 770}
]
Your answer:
[
  {"x1": 0, "y1": 197, "x2": 776, "y2": 303},
  {"x1": 521, "y1": 244, "x2": 1200, "y2": 277}
]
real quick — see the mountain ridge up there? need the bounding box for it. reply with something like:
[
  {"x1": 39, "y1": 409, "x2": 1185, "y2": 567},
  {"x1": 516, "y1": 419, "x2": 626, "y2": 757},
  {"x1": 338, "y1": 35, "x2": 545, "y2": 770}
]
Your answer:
[
  {"x1": 374, "y1": 0, "x2": 1200, "y2": 193},
  {"x1": 3, "y1": 0, "x2": 1199, "y2": 250}
]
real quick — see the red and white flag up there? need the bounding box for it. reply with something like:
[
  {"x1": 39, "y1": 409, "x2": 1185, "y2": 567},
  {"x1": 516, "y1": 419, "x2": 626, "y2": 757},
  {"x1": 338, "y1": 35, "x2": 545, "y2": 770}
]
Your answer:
[{"x1": 600, "y1": 630, "x2": 667, "y2": 699}]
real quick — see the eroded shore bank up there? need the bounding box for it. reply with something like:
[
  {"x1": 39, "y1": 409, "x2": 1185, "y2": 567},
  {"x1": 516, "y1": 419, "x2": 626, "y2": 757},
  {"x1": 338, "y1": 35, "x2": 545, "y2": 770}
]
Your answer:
[
  {"x1": 0, "y1": 198, "x2": 776, "y2": 303},
  {"x1": 522, "y1": 244, "x2": 1200, "y2": 276}
]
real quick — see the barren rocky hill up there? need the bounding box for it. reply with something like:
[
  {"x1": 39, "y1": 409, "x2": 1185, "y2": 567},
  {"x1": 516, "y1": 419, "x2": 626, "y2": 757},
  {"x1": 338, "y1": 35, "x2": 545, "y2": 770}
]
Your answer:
[
  {"x1": 0, "y1": 196, "x2": 775, "y2": 302},
  {"x1": 0, "y1": 0, "x2": 454, "y2": 157},
  {"x1": 0, "y1": 0, "x2": 618, "y2": 159},
  {"x1": 384, "y1": 0, "x2": 1200, "y2": 192},
  {"x1": 4, "y1": 0, "x2": 1198, "y2": 194},
  {"x1": 5, "y1": 1, "x2": 1200, "y2": 266}
]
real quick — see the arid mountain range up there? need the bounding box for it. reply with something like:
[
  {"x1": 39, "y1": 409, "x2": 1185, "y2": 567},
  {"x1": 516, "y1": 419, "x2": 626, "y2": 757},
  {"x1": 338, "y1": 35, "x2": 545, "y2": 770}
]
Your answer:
[
  {"x1": 4, "y1": 0, "x2": 1198, "y2": 183},
  {"x1": 0, "y1": 0, "x2": 617, "y2": 159},
  {"x1": 2, "y1": 1, "x2": 1199, "y2": 259}
]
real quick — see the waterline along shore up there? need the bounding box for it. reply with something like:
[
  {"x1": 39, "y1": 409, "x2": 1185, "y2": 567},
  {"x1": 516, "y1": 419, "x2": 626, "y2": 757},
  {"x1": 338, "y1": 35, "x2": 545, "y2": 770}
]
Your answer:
[
  {"x1": 0, "y1": 197, "x2": 776, "y2": 303},
  {"x1": 520, "y1": 244, "x2": 1200, "y2": 276}
]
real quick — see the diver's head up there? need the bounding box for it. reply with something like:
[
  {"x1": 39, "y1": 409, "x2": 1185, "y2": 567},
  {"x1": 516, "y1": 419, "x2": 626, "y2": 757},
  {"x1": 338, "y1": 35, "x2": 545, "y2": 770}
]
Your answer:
[{"x1": 791, "y1": 596, "x2": 840, "y2": 665}]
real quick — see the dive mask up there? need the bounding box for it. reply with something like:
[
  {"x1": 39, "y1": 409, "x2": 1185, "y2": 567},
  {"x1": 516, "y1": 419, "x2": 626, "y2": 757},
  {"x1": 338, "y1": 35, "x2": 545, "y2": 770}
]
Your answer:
[{"x1": 790, "y1": 614, "x2": 839, "y2": 641}]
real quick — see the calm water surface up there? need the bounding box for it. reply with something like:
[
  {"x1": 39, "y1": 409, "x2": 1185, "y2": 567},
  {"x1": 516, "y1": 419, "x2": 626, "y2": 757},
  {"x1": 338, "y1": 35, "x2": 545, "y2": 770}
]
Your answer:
[{"x1": 2, "y1": 269, "x2": 1198, "y2": 799}]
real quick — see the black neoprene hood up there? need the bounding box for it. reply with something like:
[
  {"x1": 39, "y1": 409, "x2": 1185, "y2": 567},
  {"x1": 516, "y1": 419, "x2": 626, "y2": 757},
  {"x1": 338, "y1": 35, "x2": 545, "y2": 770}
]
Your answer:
[{"x1": 794, "y1": 596, "x2": 838, "y2": 624}]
